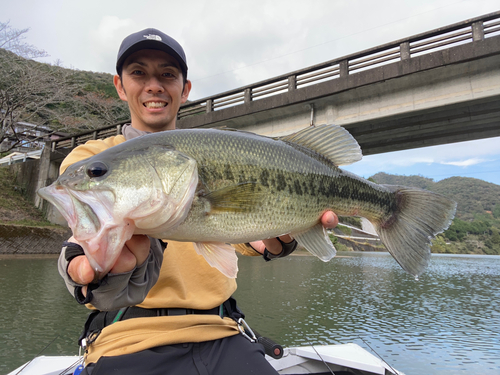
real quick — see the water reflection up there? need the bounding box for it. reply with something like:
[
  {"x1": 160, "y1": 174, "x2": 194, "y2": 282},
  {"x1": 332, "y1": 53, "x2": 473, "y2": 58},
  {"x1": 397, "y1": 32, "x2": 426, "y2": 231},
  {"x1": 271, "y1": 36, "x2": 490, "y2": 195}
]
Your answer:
[
  {"x1": 1, "y1": 253, "x2": 499, "y2": 375},
  {"x1": 234, "y1": 252, "x2": 500, "y2": 375},
  {"x1": 0, "y1": 256, "x2": 89, "y2": 374}
]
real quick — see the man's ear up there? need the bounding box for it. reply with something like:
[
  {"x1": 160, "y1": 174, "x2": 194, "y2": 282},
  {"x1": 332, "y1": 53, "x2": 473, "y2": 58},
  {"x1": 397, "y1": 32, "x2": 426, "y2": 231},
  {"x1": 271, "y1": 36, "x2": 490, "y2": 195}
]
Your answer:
[
  {"x1": 181, "y1": 80, "x2": 192, "y2": 104},
  {"x1": 114, "y1": 75, "x2": 128, "y2": 102}
]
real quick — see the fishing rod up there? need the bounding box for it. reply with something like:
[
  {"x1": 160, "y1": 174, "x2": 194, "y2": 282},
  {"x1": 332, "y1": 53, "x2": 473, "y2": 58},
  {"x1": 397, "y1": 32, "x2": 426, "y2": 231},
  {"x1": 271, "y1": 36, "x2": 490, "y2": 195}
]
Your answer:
[
  {"x1": 58, "y1": 358, "x2": 84, "y2": 375},
  {"x1": 357, "y1": 336, "x2": 399, "y2": 375},
  {"x1": 15, "y1": 335, "x2": 59, "y2": 375},
  {"x1": 299, "y1": 329, "x2": 336, "y2": 375},
  {"x1": 309, "y1": 344, "x2": 336, "y2": 375}
]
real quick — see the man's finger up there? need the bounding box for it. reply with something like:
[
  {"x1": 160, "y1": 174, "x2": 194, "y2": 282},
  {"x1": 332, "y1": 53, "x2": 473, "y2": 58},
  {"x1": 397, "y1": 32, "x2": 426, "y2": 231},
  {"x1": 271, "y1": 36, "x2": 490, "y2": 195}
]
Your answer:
[
  {"x1": 67, "y1": 255, "x2": 96, "y2": 285},
  {"x1": 321, "y1": 211, "x2": 339, "y2": 228},
  {"x1": 126, "y1": 235, "x2": 150, "y2": 265},
  {"x1": 110, "y1": 235, "x2": 150, "y2": 274},
  {"x1": 110, "y1": 247, "x2": 137, "y2": 274}
]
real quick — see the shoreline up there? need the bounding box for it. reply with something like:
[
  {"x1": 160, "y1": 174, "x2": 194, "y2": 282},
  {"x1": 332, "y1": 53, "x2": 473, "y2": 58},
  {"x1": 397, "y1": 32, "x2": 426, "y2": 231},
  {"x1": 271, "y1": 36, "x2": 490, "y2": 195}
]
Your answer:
[{"x1": 0, "y1": 253, "x2": 59, "y2": 259}]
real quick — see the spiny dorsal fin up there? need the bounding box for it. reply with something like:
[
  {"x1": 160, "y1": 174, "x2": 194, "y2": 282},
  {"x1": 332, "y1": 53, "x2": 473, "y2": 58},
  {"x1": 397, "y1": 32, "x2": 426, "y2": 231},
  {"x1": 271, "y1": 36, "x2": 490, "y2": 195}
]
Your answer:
[{"x1": 280, "y1": 124, "x2": 362, "y2": 166}]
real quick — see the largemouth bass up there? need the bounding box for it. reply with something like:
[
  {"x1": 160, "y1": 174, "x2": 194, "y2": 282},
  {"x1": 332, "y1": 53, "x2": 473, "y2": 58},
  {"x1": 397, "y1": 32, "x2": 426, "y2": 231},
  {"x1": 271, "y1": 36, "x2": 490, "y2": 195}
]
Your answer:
[{"x1": 38, "y1": 125, "x2": 456, "y2": 279}]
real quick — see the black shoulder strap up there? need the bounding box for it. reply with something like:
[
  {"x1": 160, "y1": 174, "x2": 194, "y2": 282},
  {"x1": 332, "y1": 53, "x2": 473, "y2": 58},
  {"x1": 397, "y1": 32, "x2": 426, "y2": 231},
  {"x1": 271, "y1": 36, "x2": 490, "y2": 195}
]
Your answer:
[{"x1": 223, "y1": 297, "x2": 245, "y2": 320}]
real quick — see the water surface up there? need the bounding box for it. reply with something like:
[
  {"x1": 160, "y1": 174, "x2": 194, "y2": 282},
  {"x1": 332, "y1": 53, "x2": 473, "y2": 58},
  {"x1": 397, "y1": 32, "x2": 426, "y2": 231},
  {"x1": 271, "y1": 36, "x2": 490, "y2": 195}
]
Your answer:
[
  {"x1": 234, "y1": 252, "x2": 500, "y2": 375},
  {"x1": 1, "y1": 252, "x2": 499, "y2": 375}
]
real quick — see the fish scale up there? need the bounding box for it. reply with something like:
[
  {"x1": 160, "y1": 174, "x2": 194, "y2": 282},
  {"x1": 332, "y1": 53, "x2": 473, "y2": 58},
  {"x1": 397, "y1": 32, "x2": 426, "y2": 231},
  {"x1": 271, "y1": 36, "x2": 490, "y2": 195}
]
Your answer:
[
  {"x1": 153, "y1": 130, "x2": 404, "y2": 241},
  {"x1": 38, "y1": 125, "x2": 456, "y2": 279}
]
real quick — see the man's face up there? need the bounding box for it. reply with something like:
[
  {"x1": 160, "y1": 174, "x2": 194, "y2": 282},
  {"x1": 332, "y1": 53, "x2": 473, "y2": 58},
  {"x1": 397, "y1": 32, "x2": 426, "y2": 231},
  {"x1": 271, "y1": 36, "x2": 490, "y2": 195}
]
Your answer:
[{"x1": 114, "y1": 49, "x2": 191, "y2": 132}]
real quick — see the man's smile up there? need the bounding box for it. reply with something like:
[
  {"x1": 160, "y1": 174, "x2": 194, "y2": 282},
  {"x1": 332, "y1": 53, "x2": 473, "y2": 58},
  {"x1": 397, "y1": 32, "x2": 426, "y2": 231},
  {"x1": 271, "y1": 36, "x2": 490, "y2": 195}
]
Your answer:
[{"x1": 144, "y1": 101, "x2": 168, "y2": 109}]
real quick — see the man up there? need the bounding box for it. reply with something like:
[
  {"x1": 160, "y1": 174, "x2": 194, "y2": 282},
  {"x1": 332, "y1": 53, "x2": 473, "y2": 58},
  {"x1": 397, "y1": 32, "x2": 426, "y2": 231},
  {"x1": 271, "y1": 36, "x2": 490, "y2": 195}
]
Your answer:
[{"x1": 59, "y1": 28, "x2": 338, "y2": 375}]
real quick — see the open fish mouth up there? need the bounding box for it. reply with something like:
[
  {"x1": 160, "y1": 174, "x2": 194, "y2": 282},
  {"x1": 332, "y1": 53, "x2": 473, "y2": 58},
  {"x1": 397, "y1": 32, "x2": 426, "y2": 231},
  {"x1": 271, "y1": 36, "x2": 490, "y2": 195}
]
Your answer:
[
  {"x1": 37, "y1": 152, "x2": 199, "y2": 277},
  {"x1": 38, "y1": 184, "x2": 132, "y2": 276},
  {"x1": 38, "y1": 184, "x2": 100, "y2": 238}
]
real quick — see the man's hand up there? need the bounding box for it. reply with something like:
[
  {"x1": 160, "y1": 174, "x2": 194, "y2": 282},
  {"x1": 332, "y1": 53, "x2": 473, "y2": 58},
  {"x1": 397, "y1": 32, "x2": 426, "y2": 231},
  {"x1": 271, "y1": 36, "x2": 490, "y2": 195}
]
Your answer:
[
  {"x1": 250, "y1": 211, "x2": 339, "y2": 255},
  {"x1": 67, "y1": 235, "x2": 151, "y2": 294}
]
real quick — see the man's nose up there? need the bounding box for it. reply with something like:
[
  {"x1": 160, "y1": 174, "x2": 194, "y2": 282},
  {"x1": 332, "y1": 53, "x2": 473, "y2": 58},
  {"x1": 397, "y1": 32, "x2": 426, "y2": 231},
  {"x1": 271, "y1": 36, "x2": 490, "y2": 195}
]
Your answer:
[{"x1": 145, "y1": 77, "x2": 164, "y2": 93}]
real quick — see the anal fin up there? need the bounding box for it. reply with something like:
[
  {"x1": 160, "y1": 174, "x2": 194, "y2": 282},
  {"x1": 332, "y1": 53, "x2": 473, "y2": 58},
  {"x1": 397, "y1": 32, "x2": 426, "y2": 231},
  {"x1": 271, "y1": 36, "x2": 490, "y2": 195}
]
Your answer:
[
  {"x1": 293, "y1": 223, "x2": 337, "y2": 262},
  {"x1": 193, "y1": 242, "x2": 239, "y2": 278}
]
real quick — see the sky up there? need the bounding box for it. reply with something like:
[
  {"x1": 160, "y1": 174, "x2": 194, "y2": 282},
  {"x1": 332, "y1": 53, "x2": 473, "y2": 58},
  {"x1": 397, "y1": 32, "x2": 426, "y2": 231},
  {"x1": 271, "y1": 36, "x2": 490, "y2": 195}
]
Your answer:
[{"x1": 3, "y1": 0, "x2": 500, "y2": 185}]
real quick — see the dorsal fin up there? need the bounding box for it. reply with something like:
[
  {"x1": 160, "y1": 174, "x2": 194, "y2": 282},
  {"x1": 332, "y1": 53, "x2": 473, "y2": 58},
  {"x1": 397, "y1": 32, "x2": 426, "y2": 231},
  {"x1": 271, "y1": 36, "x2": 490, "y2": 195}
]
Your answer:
[{"x1": 280, "y1": 124, "x2": 362, "y2": 166}]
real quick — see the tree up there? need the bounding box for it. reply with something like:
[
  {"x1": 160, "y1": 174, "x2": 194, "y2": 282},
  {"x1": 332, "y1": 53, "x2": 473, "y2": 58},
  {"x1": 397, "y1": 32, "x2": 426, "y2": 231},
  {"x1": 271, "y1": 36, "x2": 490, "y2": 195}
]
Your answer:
[
  {"x1": 0, "y1": 21, "x2": 69, "y2": 149},
  {"x1": 0, "y1": 48, "x2": 78, "y2": 149},
  {"x1": 493, "y1": 204, "x2": 500, "y2": 219},
  {"x1": 0, "y1": 21, "x2": 131, "y2": 150},
  {"x1": 72, "y1": 91, "x2": 129, "y2": 129},
  {"x1": 0, "y1": 21, "x2": 48, "y2": 60}
]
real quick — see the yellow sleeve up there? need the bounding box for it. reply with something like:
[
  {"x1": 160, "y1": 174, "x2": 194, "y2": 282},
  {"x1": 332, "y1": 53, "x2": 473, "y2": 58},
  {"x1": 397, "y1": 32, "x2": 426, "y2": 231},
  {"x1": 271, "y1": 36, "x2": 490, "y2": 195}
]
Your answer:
[{"x1": 60, "y1": 135, "x2": 127, "y2": 174}]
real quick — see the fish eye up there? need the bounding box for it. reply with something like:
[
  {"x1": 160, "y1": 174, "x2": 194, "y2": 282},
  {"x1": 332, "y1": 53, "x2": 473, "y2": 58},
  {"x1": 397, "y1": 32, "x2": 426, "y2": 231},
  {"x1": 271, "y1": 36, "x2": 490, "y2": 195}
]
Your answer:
[{"x1": 87, "y1": 162, "x2": 108, "y2": 178}]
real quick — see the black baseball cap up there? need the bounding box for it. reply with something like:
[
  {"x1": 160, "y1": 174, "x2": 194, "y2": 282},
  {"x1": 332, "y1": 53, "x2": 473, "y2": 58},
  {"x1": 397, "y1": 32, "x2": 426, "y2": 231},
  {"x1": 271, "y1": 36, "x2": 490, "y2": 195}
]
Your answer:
[{"x1": 116, "y1": 28, "x2": 188, "y2": 77}]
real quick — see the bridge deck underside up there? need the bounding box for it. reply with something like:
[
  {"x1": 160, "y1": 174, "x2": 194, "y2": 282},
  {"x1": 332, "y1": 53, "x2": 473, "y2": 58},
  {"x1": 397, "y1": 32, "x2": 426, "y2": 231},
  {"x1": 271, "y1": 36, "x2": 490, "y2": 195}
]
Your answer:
[
  {"x1": 177, "y1": 35, "x2": 500, "y2": 156},
  {"x1": 346, "y1": 95, "x2": 500, "y2": 155}
]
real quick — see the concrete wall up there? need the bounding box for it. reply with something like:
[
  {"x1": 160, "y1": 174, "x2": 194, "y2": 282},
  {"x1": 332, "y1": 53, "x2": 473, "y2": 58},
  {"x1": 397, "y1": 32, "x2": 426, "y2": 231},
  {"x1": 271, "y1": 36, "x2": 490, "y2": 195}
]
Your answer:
[
  {"x1": 7, "y1": 154, "x2": 67, "y2": 227},
  {"x1": 0, "y1": 224, "x2": 71, "y2": 254},
  {"x1": 8, "y1": 159, "x2": 40, "y2": 202}
]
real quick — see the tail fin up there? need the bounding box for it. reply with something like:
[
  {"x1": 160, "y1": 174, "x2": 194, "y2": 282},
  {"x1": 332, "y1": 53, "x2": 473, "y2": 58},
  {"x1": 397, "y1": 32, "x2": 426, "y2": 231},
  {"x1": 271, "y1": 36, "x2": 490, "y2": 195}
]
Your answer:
[{"x1": 374, "y1": 185, "x2": 456, "y2": 278}]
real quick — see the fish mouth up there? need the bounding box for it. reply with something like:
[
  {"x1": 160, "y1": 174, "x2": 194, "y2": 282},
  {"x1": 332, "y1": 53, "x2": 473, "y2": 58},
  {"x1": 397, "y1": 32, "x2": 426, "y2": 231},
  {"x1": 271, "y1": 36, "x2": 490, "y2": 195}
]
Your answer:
[
  {"x1": 38, "y1": 184, "x2": 97, "y2": 233},
  {"x1": 38, "y1": 184, "x2": 131, "y2": 276}
]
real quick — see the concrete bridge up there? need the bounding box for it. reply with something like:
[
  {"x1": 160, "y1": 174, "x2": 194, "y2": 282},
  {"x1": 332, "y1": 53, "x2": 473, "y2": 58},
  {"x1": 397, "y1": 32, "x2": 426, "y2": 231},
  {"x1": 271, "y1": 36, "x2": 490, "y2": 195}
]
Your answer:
[
  {"x1": 51, "y1": 11, "x2": 500, "y2": 157},
  {"x1": 37, "y1": 11, "x2": 500, "y2": 222},
  {"x1": 174, "y1": 11, "x2": 500, "y2": 155}
]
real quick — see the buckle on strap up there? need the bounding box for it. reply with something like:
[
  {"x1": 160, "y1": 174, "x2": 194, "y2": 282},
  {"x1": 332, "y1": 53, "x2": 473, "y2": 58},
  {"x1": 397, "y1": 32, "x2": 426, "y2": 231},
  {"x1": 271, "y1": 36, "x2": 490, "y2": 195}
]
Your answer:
[
  {"x1": 237, "y1": 318, "x2": 257, "y2": 343},
  {"x1": 162, "y1": 308, "x2": 188, "y2": 316}
]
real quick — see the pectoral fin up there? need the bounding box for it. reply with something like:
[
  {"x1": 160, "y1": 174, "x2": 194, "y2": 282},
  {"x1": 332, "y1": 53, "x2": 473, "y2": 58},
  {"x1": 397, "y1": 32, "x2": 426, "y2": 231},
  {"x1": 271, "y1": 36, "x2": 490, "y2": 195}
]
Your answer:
[
  {"x1": 204, "y1": 183, "x2": 263, "y2": 213},
  {"x1": 292, "y1": 223, "x2": 336, "y2": 261},
  {"x1": 193, "y1": 242, "x2": 239, "y2": 278}
]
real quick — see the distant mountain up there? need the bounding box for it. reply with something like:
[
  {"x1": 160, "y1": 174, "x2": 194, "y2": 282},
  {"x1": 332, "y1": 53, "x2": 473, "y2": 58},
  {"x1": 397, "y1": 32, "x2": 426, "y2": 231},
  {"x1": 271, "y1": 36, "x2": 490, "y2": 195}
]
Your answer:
[{"x1": 370, "y1": 172, "x2": 500, "y2": 219}]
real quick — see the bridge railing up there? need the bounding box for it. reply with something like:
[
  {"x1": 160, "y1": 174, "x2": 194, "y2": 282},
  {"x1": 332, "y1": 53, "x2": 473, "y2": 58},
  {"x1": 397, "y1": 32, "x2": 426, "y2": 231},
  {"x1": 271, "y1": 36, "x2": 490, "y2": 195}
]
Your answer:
[
  {"x1": 51, "y1": 11, "x2": 500, "y2": 151},
  {"x1": 50, "y1": 124, "x2": 125, "y2": 152},
  {"x1": 177, "y1": 11, "x2": 500, "y2": 118}
]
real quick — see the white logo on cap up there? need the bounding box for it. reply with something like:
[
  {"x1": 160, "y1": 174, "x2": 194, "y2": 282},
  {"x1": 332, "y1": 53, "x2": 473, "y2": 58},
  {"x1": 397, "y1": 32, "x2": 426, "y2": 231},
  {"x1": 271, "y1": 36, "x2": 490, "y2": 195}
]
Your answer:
[{"x1": 143, "y1": 34, "x2": 162, "y2": 41}]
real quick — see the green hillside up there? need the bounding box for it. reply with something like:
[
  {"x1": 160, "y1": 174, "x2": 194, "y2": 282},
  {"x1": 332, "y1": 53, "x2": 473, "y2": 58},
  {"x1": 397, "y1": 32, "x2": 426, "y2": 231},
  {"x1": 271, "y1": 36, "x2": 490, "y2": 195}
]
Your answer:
[
  {"x1": 0, "y1": 47, "x2": 129, "y2": 136},
  {"x1": 371, "y1": 172, "x2": 500, "y2": 255}
]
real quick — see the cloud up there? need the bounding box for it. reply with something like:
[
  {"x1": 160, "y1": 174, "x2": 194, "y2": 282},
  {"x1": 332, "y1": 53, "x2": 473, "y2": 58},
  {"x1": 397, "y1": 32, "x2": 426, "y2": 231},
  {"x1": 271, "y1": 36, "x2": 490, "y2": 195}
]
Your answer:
[
  {"x1": 89, "y1": 16, "x2": 138, "y2": 73},
  {"x1": 441, "y1": 158, "x2": 492, "y2": 167}
]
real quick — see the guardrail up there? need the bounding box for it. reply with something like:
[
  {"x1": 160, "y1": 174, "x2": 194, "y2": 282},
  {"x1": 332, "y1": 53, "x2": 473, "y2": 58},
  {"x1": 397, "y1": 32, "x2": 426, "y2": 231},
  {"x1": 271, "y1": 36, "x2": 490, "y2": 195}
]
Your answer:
[
  {"x1": 50, "y1": 11, "x2": 500, "y2": 151},
  {"x1": 0, "y1": 149, "x2": 43, "y2": 166},
  {"x1": 178, "y1": 11, "x2": 500, "y2": 118},
  {"x1": 50, "y1": 124, "x2": 125, "y2": 152}
]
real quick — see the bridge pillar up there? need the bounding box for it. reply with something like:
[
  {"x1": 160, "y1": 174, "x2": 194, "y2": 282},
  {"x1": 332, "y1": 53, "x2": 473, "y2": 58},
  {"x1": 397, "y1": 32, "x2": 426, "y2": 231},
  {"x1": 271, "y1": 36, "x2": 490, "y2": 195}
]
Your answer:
[
  {"x1": 244, "y1": 88, "x2": 252, "y2": 103},
  {"x1": 36, "y1": 145, "x2": 67, "y2": 225},
  {"x1": 472, "y1": 21, "x2": 484, "y2": 41},
  {"x1": 288, "y1": 75, "x2": 297, "y2": 91},
  {"x1": 339, "y1": 60, "x2": 348, "y2": 78},
  {"x1": 206, "y1": 98, "x2": 213, "y2": 113},
  {"x1": 400, "y1": 42, "x2": 411, "y2": 60}
]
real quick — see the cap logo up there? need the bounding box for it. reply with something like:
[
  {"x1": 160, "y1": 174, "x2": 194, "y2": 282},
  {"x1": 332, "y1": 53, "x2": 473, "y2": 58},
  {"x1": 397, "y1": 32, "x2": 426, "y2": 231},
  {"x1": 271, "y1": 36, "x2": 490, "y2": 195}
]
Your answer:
[{"x1": 143, "y1": 34, "x2": 162, "y2": 41}]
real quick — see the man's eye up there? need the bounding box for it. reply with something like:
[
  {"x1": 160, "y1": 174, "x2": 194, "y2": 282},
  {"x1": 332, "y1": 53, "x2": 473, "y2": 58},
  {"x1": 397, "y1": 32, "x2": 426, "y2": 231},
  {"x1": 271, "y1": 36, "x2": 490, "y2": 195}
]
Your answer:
[
  {"x1": 87, "y1": 162, "x2": 108, "y2": 178},
  {"x1": 131, "y1": 70, "x2": 144, "y2": 75}
]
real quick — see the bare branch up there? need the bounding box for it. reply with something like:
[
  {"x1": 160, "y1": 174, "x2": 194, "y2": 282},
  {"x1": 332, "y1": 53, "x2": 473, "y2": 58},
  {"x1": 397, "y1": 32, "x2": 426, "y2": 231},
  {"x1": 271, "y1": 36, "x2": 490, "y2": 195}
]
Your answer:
[
  {"x1": 0, "y1": 22, "x2": 129, "y2": 149},
  {"x1": 0, "y1": 20, "x2": 48, "y2": 59}
]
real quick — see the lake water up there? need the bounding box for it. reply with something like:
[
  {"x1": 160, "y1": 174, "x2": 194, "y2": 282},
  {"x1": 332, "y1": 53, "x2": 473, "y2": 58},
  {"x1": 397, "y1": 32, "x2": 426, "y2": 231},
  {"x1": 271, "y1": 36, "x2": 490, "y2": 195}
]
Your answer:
[{"x1": 1, "y1": 252, "x2": 499, "y2": 375}]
